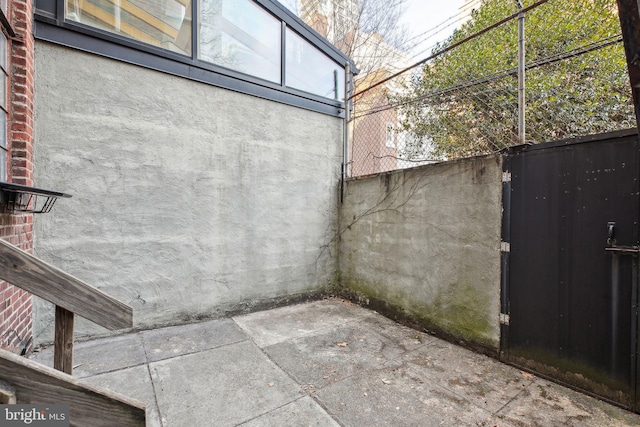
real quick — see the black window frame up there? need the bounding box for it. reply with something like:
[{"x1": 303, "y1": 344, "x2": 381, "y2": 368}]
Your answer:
[{"x1": 34, "y1": 0, "x2": 354, "y2": 117}]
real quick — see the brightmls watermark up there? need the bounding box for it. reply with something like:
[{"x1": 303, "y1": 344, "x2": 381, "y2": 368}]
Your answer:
[{"x1": 1, "y1": 405, "x2": 69, "y2": 426}]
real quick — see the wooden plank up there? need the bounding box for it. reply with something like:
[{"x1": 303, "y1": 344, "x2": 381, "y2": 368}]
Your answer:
[
  {"x1": 54, "y1": 306, "x2": 74, "y2": 374},
  {"x1": 0, "y1": 381, "x2": 16, "y2": 404},
  {"x1": 0, "y1": 349, "x2": 145, "y2": 427},
  {"x1": 0, "y1": 239, "x2": 132, "y2": 330}
]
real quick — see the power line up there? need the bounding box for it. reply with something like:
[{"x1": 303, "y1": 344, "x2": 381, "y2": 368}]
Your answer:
[
  {"x1": 350, "y1": 35, "x2": 624, "y2": 120},
  {"x1": 350, "y1": 0, "x2": 551, "y2": 101},
  {"x1": 399, "y1": 0, "x2": 482, "y2": 51}
]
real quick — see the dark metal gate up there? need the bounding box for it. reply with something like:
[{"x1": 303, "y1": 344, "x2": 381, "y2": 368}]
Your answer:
[{"x1": 502, "y1": 129, "x2": 640, "y2": 409}]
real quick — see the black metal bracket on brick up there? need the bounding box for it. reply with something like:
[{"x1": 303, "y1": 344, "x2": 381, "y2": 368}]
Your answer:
[{"x1": 0, "y1": 182, "x2": 71, "y2": 214}]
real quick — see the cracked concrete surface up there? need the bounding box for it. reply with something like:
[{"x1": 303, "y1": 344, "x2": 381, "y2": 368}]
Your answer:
[{"x1": 30, "y1": 300, "x2": 640, "y2": 426}]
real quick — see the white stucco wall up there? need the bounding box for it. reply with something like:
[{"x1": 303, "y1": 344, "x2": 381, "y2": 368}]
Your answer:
[{"x1": 33, "y1": 42, "x2": 342, "y2": 342}]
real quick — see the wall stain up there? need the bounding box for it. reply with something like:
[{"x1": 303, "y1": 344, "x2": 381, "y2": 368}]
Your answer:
[{"x1": 338, "y1": 277, "x2": 498, "y2": 356}]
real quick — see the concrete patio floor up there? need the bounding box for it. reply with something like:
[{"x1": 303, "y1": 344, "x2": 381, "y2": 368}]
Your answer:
[{"x1": 31, "y1": 299, "x2": 640, "y2": 426}]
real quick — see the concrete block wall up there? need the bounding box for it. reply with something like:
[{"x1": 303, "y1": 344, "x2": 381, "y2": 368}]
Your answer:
[
  {"x1": 339, "y1": 155, "x2": 503, "y2": 353},
  {"x1": 0, "y1": 0, "x2": 36, "y2": 354},
  {"x1": 33, "y1": 42, "x2": 343, "y2": 343}
]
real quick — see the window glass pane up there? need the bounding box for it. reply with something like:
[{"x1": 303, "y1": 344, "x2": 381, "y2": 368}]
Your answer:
[
  {"x1": 286, "y1": 28, "x2": 345, "y2": 100},
  {"x1": 0, "y1": 110, "x2": 6, "y2": 150},
  {"x1": 199, "y1": 0, "x2": 281, "y2": 83},
  {"x1": 0, "y1": 31, "x2": 6, "y2": 73},
  {"x1": 0, "y1": 73, "x2": 5, "y2": 111},
  {"x1": 66, "y1": 0, "x2": 192, "y2": 55},
  {"x1": 0, "y1": 149, "x2": 5, "y2": 182},
  {"x1": 385, "y1": 122, "x2": 395, "y2": 148},
  {"x1": 0, "y1": 110, "x2": 6, "y2": 181}
]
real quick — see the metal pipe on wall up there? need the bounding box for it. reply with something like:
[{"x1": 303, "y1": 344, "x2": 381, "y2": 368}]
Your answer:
[{"x1": 341, "y1": 63, "x2": 351, "y2": 203}]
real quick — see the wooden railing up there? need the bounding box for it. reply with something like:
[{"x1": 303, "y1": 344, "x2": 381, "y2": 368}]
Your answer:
[
  {"x1": 0, "y1": 349, "x2": 146, "y2": 426},
  {"x1": 0, "y1": 238, "x2": 145, "y2": 425},
  {"x1": 0, "y1": 238, "x2": 132, "y2": 373}
]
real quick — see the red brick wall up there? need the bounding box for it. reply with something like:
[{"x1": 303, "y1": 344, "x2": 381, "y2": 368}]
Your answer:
[{"x1": 0, "y1": 0, "x2": 35, "y2": 354}]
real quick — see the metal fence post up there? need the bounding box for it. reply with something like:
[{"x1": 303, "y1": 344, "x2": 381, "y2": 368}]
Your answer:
[{"x1": 516, "y1": 0, "x2": 525, "y2": 145}]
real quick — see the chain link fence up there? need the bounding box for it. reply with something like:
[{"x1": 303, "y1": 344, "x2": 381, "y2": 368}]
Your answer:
[{"x1": 347, "y1": 0, "x2": 636, "y2": 177}]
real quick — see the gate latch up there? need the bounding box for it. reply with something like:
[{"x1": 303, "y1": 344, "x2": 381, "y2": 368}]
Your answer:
[
  {"x1": 605, "y1": 246, "x2": 640, "y2": 255},
  {"x1": 605, "y1": 221, "x2": 639, "y2": 255},
  {"x1": 607, "y1": 221, "x2": 616, "y2": 246}
]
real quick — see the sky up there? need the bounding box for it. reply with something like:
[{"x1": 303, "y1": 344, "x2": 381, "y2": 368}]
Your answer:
[
  {"x1": 401, "y1": 0, "x2": 466, "y2": 37},
  {"x1": 399, "y1": 0, "x2": 467, "y2": 59},
  {"x1": 278, "y1": 0, "x2": 470, "y2": 62}
]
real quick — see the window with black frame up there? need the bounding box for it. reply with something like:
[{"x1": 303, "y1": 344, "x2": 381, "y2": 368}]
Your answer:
[
  {"x1": 34, "y1": 0, "x2": 352, "y2": 114},
  {"x1": 65, "y1": 0, "x2": 193, "y2": 55},
  {"x1": 285, "y1": 27, "x2": 344, "y2": 100},
  {"x1": 199, "y1": 0, "x2": 281, "y2": 84}
]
